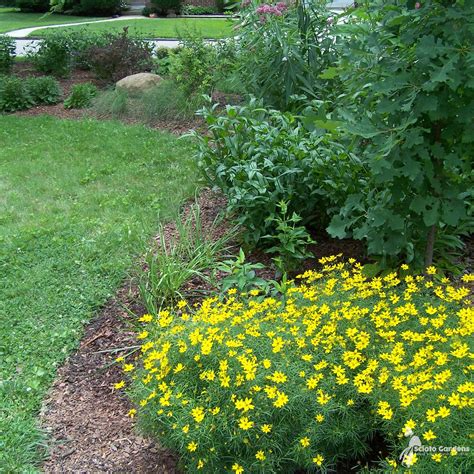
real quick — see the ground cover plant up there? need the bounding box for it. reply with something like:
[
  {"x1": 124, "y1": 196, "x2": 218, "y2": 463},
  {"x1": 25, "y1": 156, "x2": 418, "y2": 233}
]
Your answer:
[
  {"x1": 63, "y1": 81, "x2": 96, "y2": 108},
  {"x1": 31, "y1": 18, "x2": 235, "y2": 39},
  {"x1": 0, "y1": 74, "x2": 61, "y2": 111},
  {"x1": 124, "y1": 257, "x2": 473, "y2": 472},
  {"x1": 0, "y1": 115, "x2": 198, "y2": 471},
  {"x1": 0, "y1": 7, "x2": 104, "y2": 33}
]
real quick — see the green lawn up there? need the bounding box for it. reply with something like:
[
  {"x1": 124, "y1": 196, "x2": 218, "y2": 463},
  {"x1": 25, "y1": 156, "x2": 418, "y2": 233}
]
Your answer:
[
  {"x1": 32, "y1": 18, "x2": 236, "y2": 39},
  {"x1": 0, "y1": 116, "x2": 198, "y2": 472},
  {"x1": 0, "y1": 7, "x2": 104, "y2": 34}
]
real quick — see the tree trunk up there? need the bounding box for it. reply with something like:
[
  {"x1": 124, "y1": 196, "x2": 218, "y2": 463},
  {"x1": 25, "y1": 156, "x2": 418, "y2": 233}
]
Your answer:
[{"x1": 424, "y1": 224, "x2": 436, "y2": 269}]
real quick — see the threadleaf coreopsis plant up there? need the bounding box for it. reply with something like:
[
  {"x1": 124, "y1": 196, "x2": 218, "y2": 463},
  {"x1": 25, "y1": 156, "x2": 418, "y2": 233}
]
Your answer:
[{"x1": 118, "y1": 257, "x2": 473, "y2": 472}]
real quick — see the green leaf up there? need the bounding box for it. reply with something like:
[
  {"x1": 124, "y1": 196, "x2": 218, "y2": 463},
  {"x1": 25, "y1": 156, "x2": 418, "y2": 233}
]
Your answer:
[{"x1": 327, "y1": 215, "x2": 347, "y2": 239}]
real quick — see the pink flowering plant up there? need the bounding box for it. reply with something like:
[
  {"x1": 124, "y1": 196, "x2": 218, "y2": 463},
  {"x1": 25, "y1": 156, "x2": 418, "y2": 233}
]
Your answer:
[{"x1": 236, "y1": 0, "x2": 341, "y2": 110}]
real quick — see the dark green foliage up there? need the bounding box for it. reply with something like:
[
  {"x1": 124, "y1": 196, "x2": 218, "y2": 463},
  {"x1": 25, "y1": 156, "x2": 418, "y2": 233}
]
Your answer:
[
  {"x1": 87, "y1": 28, "x2": 154, "y2": 83},
  {"x1": 72, "y1": 0, "x2": 122, "y2": 15},
  {"x1": 0, "y1": 35, "x2": 15, "y2": 75},
  {"x1": 0, "y1": 76, "x2": 33, "y2": 112},
  {"x1": 327, "y1": 0, "x2": 474, "y2": 267},
  {"x1": 150, "y1": 0, "x2": 182, "y2": 15},
  {"x1": 64, "y1": 82, "x2": 97, "y2": 109},
  {"x1": 193, "y1": 100, "x2": 361, "y2": 247},
  {"x1": 26, "y1": 76, "x2": 62, "y2": 105},
  {"x1": 16, "y1": 0, "x2": 49, "y2": 12}
]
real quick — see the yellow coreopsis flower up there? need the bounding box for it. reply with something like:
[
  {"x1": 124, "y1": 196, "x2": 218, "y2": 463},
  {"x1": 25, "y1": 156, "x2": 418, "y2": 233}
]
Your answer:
[
  {"x1": 187, "y1": 441, "x2": 197, "y2": 452},
  {"x1": 261, "y1": 424, "x2": 272, "y2": 433},
  {"x1": 114, "y1": 380, "x2": 125, "y2": 390},
  {"x1": 255, "y1": 450, "x2": 266, "y2": 461},
  {"x1": 238, "y1": 416, "x2": 254, "y2": 430},
  {"x1": 312, "y1": 454, "x2": 324, "y2": 466},
  {"x1": 423, "y1": 429, "x2": 437, "y2": 441},
  {"x1": 300, "y1": 437, "x2": 310, "y2": 448},
  {"x1": 231, "y1": 463, "x2": 244, "y2": 474}
]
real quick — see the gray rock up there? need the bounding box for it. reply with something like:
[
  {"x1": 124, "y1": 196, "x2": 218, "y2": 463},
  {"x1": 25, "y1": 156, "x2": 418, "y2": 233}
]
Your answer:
[{"x1": 116, "y1": 73, "x2": 162, "y2": 94}]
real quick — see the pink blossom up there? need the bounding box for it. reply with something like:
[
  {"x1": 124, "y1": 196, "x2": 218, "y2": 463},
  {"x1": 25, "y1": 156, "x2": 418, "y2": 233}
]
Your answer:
[
  {"x1": 415, "y1": 2, "x2": 421, "y2": 8},
  {"x1": 256, "y1": 3, "x2": 287, "y2": 17}
]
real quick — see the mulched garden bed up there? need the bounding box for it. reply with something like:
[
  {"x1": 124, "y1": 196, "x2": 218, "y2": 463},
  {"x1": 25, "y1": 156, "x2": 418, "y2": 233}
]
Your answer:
[
  {"x1": 11, "y1": 62, "x2": 203, "y2": 134},
  {"x1": 39, "y1": 189, "x2": 369, "y2": 472}
]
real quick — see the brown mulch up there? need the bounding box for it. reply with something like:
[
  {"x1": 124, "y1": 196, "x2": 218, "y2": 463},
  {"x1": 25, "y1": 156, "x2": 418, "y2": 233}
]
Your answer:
[
  {"x1": 39, "y1": 190, "x2": 232, "y2": 473},
  {"x1": 39, "y1": 190, "x2": 227, "y2": 473}
]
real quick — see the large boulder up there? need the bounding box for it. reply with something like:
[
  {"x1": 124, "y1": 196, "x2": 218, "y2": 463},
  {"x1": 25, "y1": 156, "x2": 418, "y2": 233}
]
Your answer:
[{"x1": 116, "y1": 73, "x2": 162, "y2": 94}]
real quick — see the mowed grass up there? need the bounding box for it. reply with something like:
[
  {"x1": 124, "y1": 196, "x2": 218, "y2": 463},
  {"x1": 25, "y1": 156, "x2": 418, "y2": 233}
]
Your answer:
[
  {"x1": 0, "y1": 7, "x2": 104, "y2": 34},
  {"x1": 33, "y1": 17, "x2": 236, "y2": 39},
  {"x1": 0, "y1": 116, "x2": 198, "y2": 472}
]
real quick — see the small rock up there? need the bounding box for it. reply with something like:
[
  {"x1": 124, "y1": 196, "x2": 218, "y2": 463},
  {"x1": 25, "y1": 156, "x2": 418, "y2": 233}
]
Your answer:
[{"x1": 116, "y1": 73, "x2": 162, "y2": 94}]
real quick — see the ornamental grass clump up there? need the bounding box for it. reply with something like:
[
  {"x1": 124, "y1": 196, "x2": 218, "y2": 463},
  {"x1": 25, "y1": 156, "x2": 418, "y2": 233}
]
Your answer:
[{"x1": 121, "y1": 257, "x2": 473, "y2": 472}]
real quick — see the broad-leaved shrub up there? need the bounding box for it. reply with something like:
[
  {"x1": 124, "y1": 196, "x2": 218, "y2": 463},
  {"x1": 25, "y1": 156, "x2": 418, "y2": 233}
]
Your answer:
[
  {"x1": 193, "y1": 100, "x2": 361, "y2": 247},
  {"x1": 0, "y1": 35, "x2": 15, "y2": 75}
]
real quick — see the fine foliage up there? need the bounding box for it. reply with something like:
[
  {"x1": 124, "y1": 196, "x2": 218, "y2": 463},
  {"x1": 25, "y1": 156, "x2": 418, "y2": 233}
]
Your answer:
[
  {"x1": 0, "y1": 34, "x2": 15, "y2": 75},
  {"x1": 237, "y1": 1, "x2": 340, "y2": 111},
  {"x1": 193, "y1": 101, "x2": 361, "y2": 248},
  {"x1": 26, "y1": 76, "x2": 62, "y2": 105},
  {"x1": 124, "y1": 258, "x2": 473, "y2": 472},
  {"x1": 138, "y1": 203, "x2": 233, "y2": 312},
  {"x1": 327, "y1": 0, "x2": 474, "y2": 268},
  {"x1": 92, "y1": 80, "x2": 200, "y2": 123},
  {"x1": 63, "y1": 82, "x2": 97, "y2": 109}
]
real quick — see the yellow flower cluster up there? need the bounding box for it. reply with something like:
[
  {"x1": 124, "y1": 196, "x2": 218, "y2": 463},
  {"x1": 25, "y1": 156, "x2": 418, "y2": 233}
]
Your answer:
[{"x1": 121, "y1": 258, "x2": 472, "y2": 472}]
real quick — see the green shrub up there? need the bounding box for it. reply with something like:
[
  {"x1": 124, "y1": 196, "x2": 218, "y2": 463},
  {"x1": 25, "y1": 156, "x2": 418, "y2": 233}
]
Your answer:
[
  {"x1": 0, "y1": 35, "x2": 15, "y2": 75},
  {"x1": 150, "y1": 0, "x2": 182, "y2": 15},
  {"x1": 16, "y1": 0, "x2": 49, "y2": 12},
  {"x1": 87, "y1": 29, "x2": 154, "y2": 83},
  {"x1": 168, "y1": 35, "x2": 218, "y2": 97},
  {"x1": 26, "y1": 76, "x2": 62, "y2": 105},
  {"x1": 64, "y1": 82, "x2": 97, "y2": 109},
  {"x1": 181, "y1": 5, "x2": 218, "y2": 15},
  {"x1": 123, "y1": 259, "x2": 473, "y2": 472},
  {"x1": 28, "y1": 32, "x2": 72, "y2": 77},
  {"x1": 0, "y1": 76, "x2": 33, "y2": 112},
  {"x1": 193, "y1": 100, "x2": 360, "y2": 247}
]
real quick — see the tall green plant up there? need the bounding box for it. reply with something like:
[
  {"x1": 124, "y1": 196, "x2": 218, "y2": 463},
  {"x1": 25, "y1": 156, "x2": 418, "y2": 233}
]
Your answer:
[
  {"x1": 327, "y1": 0, "x2": 473, "y2": 269},
  {"x1": 236, "y1": 0, "x2": 341, "y2": 110}
]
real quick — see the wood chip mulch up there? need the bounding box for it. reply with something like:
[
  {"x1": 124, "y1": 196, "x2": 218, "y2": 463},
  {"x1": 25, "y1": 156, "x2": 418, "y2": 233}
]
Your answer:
[
  {"x1": 39, "y1": 190, "x2": 229, "y2": 474},
  {"x1": 40, "y1": 285, "x2": 179, "y2": 474}
]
